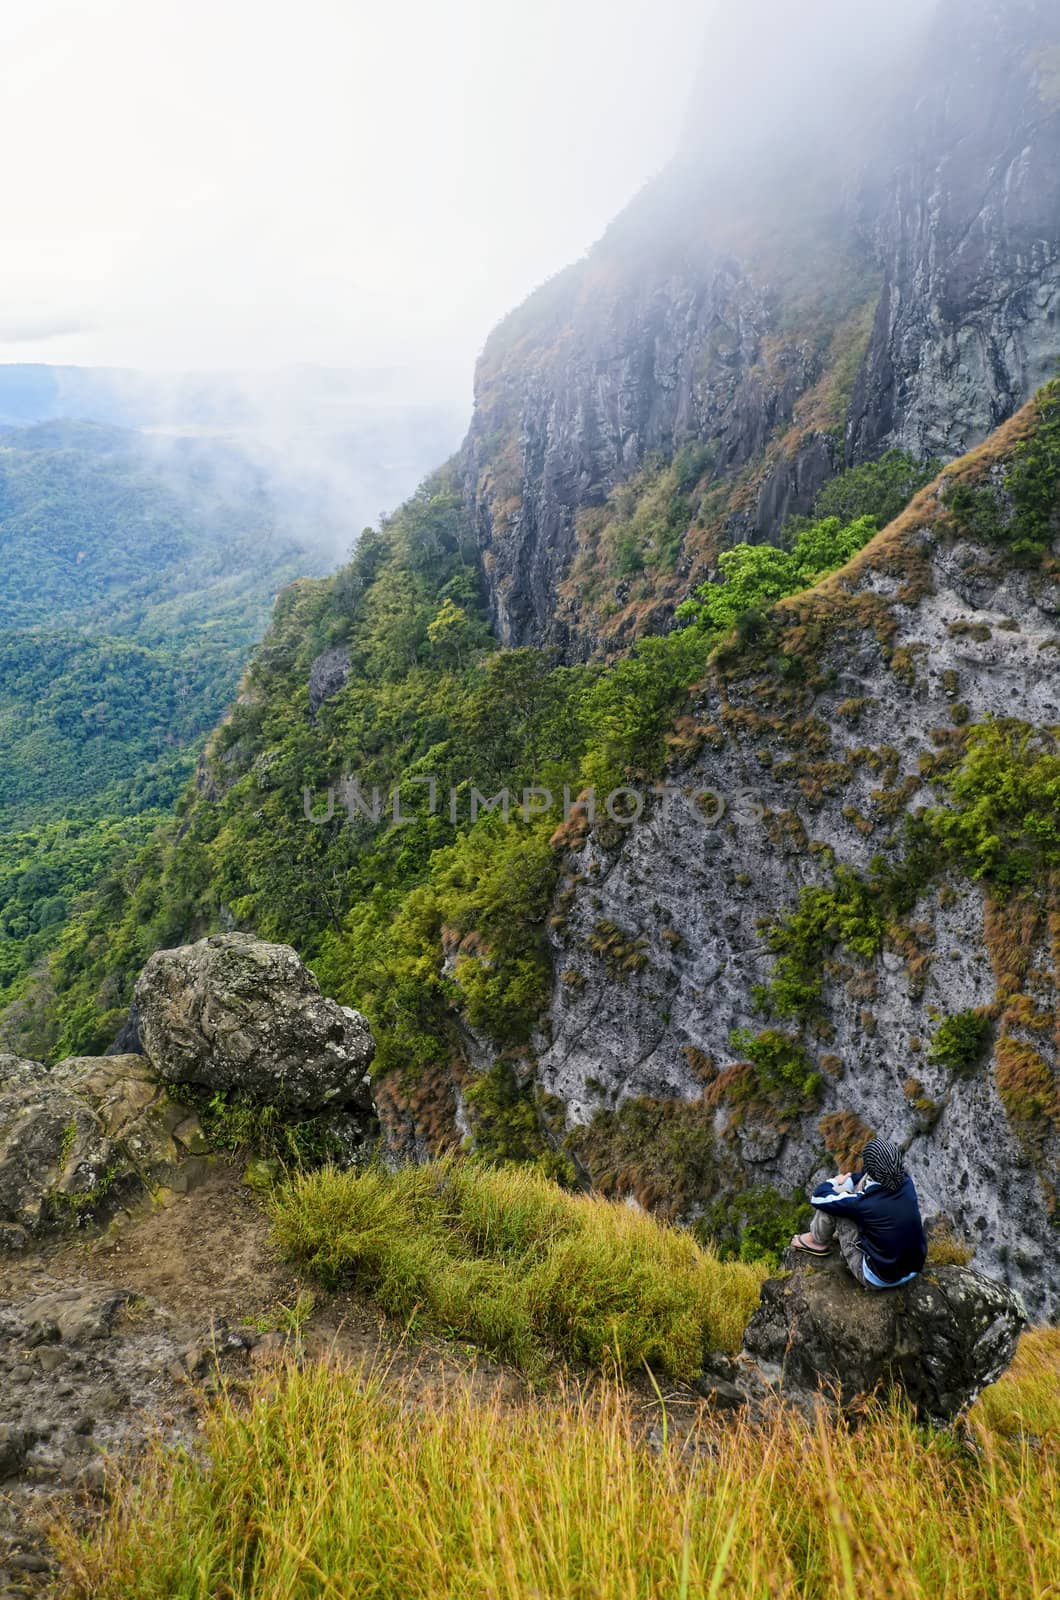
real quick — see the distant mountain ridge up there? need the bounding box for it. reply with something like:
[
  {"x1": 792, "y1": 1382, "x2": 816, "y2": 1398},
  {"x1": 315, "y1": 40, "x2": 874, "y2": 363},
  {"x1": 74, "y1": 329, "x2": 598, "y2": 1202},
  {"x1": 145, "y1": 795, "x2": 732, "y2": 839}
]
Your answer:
[
  {"x1": 0, "y1": 362, "x2": 460, "y2": 431},
  {"x1": 0, "y1": 362, "x2": 468, "y2": 556}
]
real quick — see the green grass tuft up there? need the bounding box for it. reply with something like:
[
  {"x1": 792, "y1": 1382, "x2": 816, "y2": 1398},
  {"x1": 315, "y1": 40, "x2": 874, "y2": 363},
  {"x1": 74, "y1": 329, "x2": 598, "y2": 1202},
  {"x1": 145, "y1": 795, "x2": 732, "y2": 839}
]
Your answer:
[{"x1": 269, "y1": 1157, "x2": 767, "y2": 1379}]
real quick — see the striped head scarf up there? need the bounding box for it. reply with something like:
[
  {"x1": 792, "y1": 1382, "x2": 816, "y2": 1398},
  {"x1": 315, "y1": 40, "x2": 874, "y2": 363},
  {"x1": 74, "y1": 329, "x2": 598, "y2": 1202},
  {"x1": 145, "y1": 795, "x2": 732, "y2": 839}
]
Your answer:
[{"x1": 862, "y1": 1138, "x2": 905, "y2": 1193}]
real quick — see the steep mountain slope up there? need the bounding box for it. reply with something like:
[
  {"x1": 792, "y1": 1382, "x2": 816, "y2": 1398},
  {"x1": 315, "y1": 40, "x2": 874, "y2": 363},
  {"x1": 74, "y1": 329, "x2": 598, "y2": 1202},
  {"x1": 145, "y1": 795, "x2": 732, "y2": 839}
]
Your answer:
[
  {"x1": 465, "y1": 0, "x2": 1060, "y2": 658},
  {"x1": 9, "y1": 0, "x2": 1060, "y2": 1316},
  {"x1": 542, "y1": 393, "x2": 1060, "y2": 1316}
]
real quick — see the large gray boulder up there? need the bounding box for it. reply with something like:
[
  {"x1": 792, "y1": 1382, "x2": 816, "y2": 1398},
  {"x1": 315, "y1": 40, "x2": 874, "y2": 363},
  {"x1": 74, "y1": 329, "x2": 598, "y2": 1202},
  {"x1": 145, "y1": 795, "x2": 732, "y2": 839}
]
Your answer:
[
  {"x1": 0, "y1": 1053, "x2": 209, "y2": 1246},
  {"x1": 134, "y1": 932, "x2": 374, "y2": 1112},
  {"x1": 739, "y1": 1250, "x2": 1027, "y2": 1423}
]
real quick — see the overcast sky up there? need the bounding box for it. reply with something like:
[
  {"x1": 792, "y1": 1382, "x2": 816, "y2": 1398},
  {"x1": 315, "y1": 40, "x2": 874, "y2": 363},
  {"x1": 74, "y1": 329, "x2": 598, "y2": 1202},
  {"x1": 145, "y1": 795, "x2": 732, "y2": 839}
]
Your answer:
[{"x1": 0, "y1": 0, "x2": 709, "y2": 401}]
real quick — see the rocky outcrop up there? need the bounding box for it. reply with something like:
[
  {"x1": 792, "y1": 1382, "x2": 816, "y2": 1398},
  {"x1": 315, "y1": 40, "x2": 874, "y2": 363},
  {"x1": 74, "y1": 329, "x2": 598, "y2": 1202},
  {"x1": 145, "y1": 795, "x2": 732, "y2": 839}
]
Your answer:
[
  {"x1": 135, "y1": 932, "x2": 375, "y2": 1113},
  {"x1": 740, "y1": 1251, "x2": 1027, "y2": 1423},
  {"x1": 0, "y1": 1053, "x2": 209, "y2": 1246},
  {"x1": 308, "y1": 645, "x2": 351, "y2": 716},
  {"x1": 0, "y1": 937, "x2": 378, "y2": 1250}
]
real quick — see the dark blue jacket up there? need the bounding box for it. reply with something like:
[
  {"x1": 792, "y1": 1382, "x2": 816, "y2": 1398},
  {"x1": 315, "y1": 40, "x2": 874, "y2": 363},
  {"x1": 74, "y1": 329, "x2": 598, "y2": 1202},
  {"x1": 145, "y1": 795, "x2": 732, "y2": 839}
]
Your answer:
[{"x1": 810, "y1": 1172, "x2": 927, "y2": 1285}]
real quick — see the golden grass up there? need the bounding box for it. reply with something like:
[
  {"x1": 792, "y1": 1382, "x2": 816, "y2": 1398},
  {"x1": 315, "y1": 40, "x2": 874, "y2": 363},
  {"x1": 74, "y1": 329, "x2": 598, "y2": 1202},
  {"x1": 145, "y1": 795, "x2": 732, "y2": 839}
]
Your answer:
[
  {"x1": 971, "y1": 1325, "x2": 1060, "y2": 1438},
  {"x1": 269, "y1": 1158, "x2": 768, "y2": 1379},
  {"x1": 54, "y1": 1329, "x2": 1060, "y2": 1600}
]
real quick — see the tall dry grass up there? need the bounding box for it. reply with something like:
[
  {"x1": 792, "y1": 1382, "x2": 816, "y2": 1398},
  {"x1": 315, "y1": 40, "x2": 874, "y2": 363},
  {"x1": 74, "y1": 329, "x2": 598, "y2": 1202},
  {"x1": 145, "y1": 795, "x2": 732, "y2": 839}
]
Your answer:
[
  {"x1": 55, "y1": 1330, "x2": 1060, "y2": 1600},
  {"x1": 269, "y1": 1158, "x2": 768, "y2": 1377}
]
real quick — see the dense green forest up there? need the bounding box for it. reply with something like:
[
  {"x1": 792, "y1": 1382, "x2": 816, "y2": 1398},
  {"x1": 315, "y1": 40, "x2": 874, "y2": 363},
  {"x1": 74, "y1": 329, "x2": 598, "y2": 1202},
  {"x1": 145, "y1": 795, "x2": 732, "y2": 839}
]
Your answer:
[
  {"x1": 0, "y1": 420, "x2": 330, "y2": 1019},
  {"x1": 7, "y1": 438, "x2": 938, "y2": 1064}
]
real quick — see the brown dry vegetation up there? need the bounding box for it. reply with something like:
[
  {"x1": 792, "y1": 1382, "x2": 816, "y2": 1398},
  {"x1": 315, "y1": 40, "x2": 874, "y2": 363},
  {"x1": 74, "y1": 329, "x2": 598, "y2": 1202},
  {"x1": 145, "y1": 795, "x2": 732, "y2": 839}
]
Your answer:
[{"x1": 817, "y1": 1109, "x2": 877, "y2": 1171}]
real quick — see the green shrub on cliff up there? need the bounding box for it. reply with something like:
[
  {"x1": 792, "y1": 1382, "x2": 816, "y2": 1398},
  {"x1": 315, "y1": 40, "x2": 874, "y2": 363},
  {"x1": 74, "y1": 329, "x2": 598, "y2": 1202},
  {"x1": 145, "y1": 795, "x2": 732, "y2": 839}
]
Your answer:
[
  {"x1": 944, "y1": 379, "x2": 1060, "y2": 562},
  {"x1": 810, "y1": 448, "x2": 939, "y2": 527},
  {"x1": 729, "y1": 1027, "x2": 823, "y2": 1112},
  {"x1": 314, "y1": 817, "x2": 559, "y2": 1076},
  {"x1": 696, "y1": 1184, "x2": 812, "y2": 1267},
  {"x1": 930, "y1": 720, "x2": 1060, "y2": 887},
  {"x1": 675, "y1": 514, "x2": 876, "y2": 632},
  {"x1": 928, "y1": 1010, "x2": 993, "y2": 1075}
]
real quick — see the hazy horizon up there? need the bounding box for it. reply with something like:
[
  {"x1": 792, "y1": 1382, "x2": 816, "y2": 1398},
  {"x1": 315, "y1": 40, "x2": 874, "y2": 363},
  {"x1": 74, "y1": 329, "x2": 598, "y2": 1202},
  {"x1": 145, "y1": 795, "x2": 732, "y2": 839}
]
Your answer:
[
  {"x1": 1, "y1": 0, "x2": 718, "y2": 409},
  {"x1": 0, "y1": 0, "x2": 945, "y2": 553}
]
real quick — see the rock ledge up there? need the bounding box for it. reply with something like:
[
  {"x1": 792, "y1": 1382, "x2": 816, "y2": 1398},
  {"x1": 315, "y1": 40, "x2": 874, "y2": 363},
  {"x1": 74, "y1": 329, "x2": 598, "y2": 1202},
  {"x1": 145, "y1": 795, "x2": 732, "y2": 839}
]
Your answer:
[{"x1": 736, "y1": 1250, "x2": 1026, "y2": 1423}]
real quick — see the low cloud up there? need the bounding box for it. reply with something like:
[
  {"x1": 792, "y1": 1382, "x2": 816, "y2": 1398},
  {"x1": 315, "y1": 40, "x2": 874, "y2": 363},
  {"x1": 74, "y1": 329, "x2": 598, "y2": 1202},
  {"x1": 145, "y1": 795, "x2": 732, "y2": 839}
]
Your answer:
[{"x1": 0, "y1": 312, "x2": 92, "y2": 344}]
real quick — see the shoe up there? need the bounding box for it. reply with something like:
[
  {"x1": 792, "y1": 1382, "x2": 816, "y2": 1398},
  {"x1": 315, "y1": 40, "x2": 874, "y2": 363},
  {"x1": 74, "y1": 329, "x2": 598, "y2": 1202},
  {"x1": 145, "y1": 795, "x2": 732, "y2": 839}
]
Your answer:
[{"x1": 791, "y1": 1233, "x2": 832, "y2": 1255}]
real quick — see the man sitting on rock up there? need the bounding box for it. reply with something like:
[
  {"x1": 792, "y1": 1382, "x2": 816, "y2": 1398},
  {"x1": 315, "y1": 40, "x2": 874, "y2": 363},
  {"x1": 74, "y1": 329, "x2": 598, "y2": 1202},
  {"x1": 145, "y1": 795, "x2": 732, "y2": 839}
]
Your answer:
[{"x1": 791, "y1": 1138, "x2": 927, "y2": 1289}]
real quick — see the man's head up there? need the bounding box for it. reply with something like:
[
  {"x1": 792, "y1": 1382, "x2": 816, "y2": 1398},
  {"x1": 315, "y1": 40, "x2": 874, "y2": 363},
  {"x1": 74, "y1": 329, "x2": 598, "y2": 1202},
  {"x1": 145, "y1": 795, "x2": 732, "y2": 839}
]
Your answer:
[{"x1": 862, "y1": 1138, "x2": 905, "y2": 1193}]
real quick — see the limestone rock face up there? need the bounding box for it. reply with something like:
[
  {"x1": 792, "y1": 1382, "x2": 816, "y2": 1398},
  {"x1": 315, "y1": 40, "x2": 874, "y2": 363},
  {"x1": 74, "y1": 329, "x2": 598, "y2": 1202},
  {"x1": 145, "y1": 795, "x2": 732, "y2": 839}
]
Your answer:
[
  {"x1": 0, "y1": 1052, "x2": 208, "y2": 1243},
  {"x1": 849, "y1": 2, "x2": 1060, "y2": 461},
  {"x1": 533, "y1": 418, "x2": 1060, "y2": 1321},
  {"x1": 741, "y1": 1252, "x2": 1027, "y2": 1423},
  {"x1": 135, "y1": 932, "x2": 375, "y2": 1112},
  {"x1": 464, "y1": 0, "x2": 1060, "y2": 658}
]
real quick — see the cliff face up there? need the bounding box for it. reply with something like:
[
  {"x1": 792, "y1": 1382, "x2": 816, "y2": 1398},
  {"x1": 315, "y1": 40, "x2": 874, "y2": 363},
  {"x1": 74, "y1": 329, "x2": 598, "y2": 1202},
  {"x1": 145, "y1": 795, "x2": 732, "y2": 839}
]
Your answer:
[
  {"x1": 534, "y1": 403, "x2": 1060, "y2": 1318},
  {"x1": 849, "y1": 2, "x2": 1060, "y2": 460},
  {"x1": 465, "y1": 0, "x2": 1060, "y2": 658},
  {"x1": 464, "y1": 223, "x2": 855, "y2": 656}
]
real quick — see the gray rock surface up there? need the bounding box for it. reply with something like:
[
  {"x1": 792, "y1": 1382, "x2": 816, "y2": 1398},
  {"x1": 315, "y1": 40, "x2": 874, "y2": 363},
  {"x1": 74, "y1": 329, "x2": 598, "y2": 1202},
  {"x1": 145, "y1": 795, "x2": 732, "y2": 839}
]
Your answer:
[
  {"x1": 741, "y1": 1251, "x2": 1027, "y2": 1423},
  {"x1": 308, "y1": 645, "x2": 351, "y2": 715},
  {"x1": 20, "y1": 1287, "x2": 131, "y2": 1346},
  {"x1": 533, "y1": 454, "x2": 1060, "y2": 1318},
  {"x1": 0, "y1": 1428, "x2": 31, "y2": 1484},
  {"x1": 849, "y1": 2, "x2": 1060, "y2": 461},
  {"x1": 135, "y1": 932, "x2": 375, "y2": 1112},
  {"x1": 0, "y1": 1054, "x2": 208, "y2": 1242},
  {"x1": 0, "y1": 1275, "x2": 261, "y2": 1585}
]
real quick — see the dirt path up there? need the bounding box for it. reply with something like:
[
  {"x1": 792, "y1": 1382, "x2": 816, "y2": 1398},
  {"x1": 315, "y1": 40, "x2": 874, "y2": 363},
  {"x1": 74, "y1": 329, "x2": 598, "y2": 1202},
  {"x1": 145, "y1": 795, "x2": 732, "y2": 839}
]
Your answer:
[
  {"x1": 5, "y1": 1163, "x2": 304, "y2": 1325},
  {"x1": 0, "y1": 1164, "x2": 539, "y2": 1597}
]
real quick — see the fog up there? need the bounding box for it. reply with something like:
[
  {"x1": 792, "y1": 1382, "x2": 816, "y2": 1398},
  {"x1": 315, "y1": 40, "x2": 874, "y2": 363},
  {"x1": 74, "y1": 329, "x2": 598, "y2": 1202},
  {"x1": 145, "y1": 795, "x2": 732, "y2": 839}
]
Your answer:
[
  {"x1": 1, "y1": 0, "x2": 947, "y2": 399},
  {"x1": 0, "y1": 0, "x2": 718, "y2": 404},
  {"x1": 687, "y1": 0, "x2": 937, "y2": 164},
  {"x1": 0, "y1": 0, "x2": 944, "y2": 554}
]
